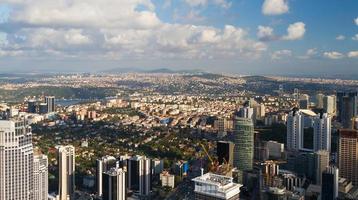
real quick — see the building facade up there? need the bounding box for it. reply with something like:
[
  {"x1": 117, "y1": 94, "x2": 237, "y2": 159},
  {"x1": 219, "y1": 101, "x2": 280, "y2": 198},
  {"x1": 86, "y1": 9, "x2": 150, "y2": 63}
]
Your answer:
[
  {"x1": 102, "y1": 168, "x2": 126, "y2": 200},
  {"x1": 338, "y1": 129, "x2": 358, "y2": 186},
  {"x1": 313, "y1": 112, "x2": 331, "y2": 152},
  {"x1": 128, "y1": 155, "x2": 151, "y2": 196},
  {"x1": 233, "y1": 116, "x2": 254, "y2": 183},
  {"x1": 0, "y1": 119, "x2": 34, "y2": 200},
  {"x1": 96, "y1": 155, "x2": 117, "y2": 196},
  {"x1": 56, "y1": 145, "x2": 75, "y2": 200},
  {"x1": 287, "y1": 109, "x2": 304, "y2": 151},
  {"x1": 33, "y1": 154, "x2": 48, "y2": 200}
]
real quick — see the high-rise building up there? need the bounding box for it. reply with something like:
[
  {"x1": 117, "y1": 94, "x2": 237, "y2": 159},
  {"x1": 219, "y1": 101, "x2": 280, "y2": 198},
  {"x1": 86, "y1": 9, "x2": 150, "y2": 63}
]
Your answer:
[
  {"x1": 315, "y1": 150, "x2": 330, "y2": 185},
  {"x1": 0, "y1": 119, "x2": 34, "y2": 200},
  {"x1": 217, "y1": 141, "x2": 234, "y2": 166},
  {"x1": 45, "y1": 96, "x2": 56, "y2": 113},
  {"x1": 287, "y1": 108, "x2": 304, "y2": 151},
  {"x1": 192, "y1": 173, "x2": 242, "y2": 200},
  {"x1": 313, "y1": 112, "x2": 331, "y2": 152},
  {"x1": 96, "y1": 156, "x2": 117, "y2": 197},
  {"x1": 321, "y1": 166, "x2": 339, "y2": 200},
  {"x1": 233, "y1": 116, "x2": 254, "y2": 183},
  {"x1": 56, "y1": 145, "x2": 75, "y2": 200},
  {"x1": 338, "y1": 129, "x2": 358, "y2": 186},
  {"x1": 28, "y1": 99, "x2": 37, "y2": 113},
  {"x1": 102, "y1": 167, "x2": 126, "y2": 200},
  {"x1": 323, "y1": 95, "x2": 336, "y2": 115},
  {"x1": 33, "y1": 154, "x2": 48, "y2": 200},
  {"x1": 337, "y1": 92, "x2": 357, "y2": 129},
  {"x1": 237, "y1": 105, "x2": 254, "y2": 120},
  {"x1": 38, "y1": 103, "x2": 48, "y2": 114},
  {"x1": 316, "y1": 93, "x2": 324, "y2": 109},
  {"x1": 128, "y1": 155, "x2": 151, "y2": 196}
]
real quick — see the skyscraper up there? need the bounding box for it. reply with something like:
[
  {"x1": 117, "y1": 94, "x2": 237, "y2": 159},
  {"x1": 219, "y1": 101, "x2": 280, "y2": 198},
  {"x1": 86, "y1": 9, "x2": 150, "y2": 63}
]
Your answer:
[
  {"x1": 237, "y1": 103, "x2": 254, "y2": 120},
  {"x1": 45, "y1": 96, "x2": 56, "y2": 113},
  {"x1": 97, "y1": 155, "x2": 117, "y2": 197},
  {"x1": 0, "y1": 119, "x2": 34, "y2": 200},
  {"x1": 323, "y1": 95, "x2": 336, "y2": 116},
  {"x1": 286, "y1": 108, "x2": 304, "y2": 151},
  {"x1": 337, "y1": 92, "x2": 357, "y2": 129},
  {"x1": 321, "y1": 166, "x2": 339, "y2": 200},
  {"x1": 315, "y1": 150, "x2": 329, "y2": 185},
  {"x1": 128, "y1": 155, "x2": 151, "y2": 196},
  {"x1": 338, "y1": 129, "x2": 358, "y2": 186},
  {"x1": 233, "y1": 116, "x2": 254, "y2": 183},
  {"x1": 102, "y1": 167, "x2": 126, "y2": 200},
  {"x1": 56, "y1": 145, "x2": 75, "y2": 200},
  {"x1": 28, "y1": 99, "x2": 37, "y2": 113},
  {"x1": 316, "y1": 93, "x2": 324, "y2": 109},
  {"x1": 313, "y1": 112, "x2": 331, "y2": 152},
  {"x1": 33, "y1": 154, "x2": 49, "y2": 200}
]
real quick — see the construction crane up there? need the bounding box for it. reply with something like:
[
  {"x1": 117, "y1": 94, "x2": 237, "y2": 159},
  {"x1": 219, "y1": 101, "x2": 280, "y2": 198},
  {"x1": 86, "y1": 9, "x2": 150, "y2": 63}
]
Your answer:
[{"x1": 199, "y1": 143, "x2": 219, "y2": 173}]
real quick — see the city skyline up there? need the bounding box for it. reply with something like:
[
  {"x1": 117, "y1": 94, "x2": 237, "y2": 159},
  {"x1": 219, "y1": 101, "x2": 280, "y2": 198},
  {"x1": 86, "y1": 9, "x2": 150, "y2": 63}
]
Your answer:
[{"x1": 0, "y1": 0, "x2": 357, "y2": 76}]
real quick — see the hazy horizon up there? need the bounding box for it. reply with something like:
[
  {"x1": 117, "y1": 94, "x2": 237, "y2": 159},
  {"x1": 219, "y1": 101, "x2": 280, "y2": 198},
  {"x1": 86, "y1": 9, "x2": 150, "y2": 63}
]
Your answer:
[{"x1": 0, "y1": 0, "x2": 357, "y2": 76}]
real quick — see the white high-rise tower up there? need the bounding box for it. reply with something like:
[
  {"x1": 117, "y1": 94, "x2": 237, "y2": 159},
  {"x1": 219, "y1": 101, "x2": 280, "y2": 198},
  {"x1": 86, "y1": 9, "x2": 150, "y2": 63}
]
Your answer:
[
  {"x1": 33, "y1": 153, "x2": 48, "y2": 200},
  {"x1": 56, "y1": 145, "x2": 75, "y2": 200},
  {"x1": 0, "y1": 119, "x2": 34, "y2": 200},
  {"x1": 313, "y1": 112, "x2": 331, "y2": 152},
  {"x1": 287, "y1": 109, "x2": 304, "y2": 151}
]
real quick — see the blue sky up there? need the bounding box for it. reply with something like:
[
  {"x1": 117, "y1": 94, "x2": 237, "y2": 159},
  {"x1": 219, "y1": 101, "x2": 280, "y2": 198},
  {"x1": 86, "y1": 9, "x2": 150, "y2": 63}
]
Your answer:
[{"x1": 0, "y1": 0, "x2": 357, "y2": 76}]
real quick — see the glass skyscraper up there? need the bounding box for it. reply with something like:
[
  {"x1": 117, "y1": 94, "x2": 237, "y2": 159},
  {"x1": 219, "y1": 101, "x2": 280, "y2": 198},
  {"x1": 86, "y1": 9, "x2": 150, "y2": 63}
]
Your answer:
[{"x1": 233, "y1": 116, "x2": 254, "y2": 183}]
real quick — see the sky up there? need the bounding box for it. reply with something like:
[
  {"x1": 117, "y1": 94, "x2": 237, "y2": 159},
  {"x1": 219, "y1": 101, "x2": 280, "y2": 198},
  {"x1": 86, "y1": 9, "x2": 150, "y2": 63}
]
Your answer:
[{"x1": 0, "y1": 0, "x2": 357, "y2": 76}]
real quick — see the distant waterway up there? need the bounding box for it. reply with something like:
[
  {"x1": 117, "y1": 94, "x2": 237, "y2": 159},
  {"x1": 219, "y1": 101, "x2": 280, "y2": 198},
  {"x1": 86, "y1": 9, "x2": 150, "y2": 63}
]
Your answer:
[{"x1": 56, "y1": 99, "x2": 95, "y2": 106}]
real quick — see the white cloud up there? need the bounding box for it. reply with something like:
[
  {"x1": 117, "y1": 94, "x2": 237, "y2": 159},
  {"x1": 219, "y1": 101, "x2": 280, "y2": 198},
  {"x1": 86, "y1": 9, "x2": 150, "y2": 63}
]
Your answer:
[
  {"x1": 257, "y1": 25, "x2": 275, "y2": 41},
  {"x1": 185, "y1": 0, "x2": 231, "y2": 8},
  {"x1": 272, "y1": 49, "x2": 292, "y2": 60},
  {"x1": 323, "y1": 51, "x2": 344, "y2": 59},
  {"x1": 0, "y1": 0, "x2": 266, "y2": 60},
  {"x1": 355, "y1": 17, "x2": 358, "y2": 26},
  {"x1": 185, "y1": 0, "x2": 207, "y2": 7},
  {"x1": 299, "y1": 48, "x2": 317, "y2": 59},
  {"x1": 262, "y1": 0, "x2": 289, "y2": 16},
  {"x1": 336, "y1": 35, "x2": 345, "y2": 40},
  {"x1": 348, "y1": 51, "x2": 358, "y2": 58},
  {"x1": 212, "y1": 0, "x2": 232, "y2": 9},
  {"x1": 352, "y1": 34, "x2": 358, "y2": 41},
  {"x1": 282, "y1": 22, "x2": 306, "y2": 40}
]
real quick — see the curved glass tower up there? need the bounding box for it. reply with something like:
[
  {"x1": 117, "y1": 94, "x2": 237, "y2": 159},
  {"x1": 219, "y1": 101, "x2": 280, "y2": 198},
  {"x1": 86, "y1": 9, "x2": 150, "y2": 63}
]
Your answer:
[{"x1": 233, "y1": 116, "x2": 254, "y2": 182}]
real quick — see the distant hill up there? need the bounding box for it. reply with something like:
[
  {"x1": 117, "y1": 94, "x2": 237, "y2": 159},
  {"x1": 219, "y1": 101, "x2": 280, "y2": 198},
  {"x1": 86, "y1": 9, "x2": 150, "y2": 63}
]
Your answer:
[{"x1": 101, "y1": 67, "x2": 205, "y2": 74}]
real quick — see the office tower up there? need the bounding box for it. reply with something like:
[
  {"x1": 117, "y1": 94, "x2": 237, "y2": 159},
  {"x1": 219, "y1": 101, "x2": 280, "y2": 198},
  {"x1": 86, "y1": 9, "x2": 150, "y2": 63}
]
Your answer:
[
  {"x1": 97, "y1": 156, "x2": 117, "y2": 196},
  {"x1": 45, "y1": 96, "x2": 56, "y2": 113},
  {"x1": 321, "y1": 166, "x2": 339, "y2": 200},
  {"x1": 315, "y1": 150, "x2": 329, "y2": 185},
  {"x1": 233, "y1": 116, "x2": 254, "y2": 183},
  {"x1": 254, "y1": 103, "x2": 266, "y2": 121},
  {"x1": 28, "y1": 99, "x2": 37, "y2": 113},
  {"x1": 323, "y1": 95, "x2": 336, "y2": 115},
  {"x1": 237, "y1": 104, "x2": 254, "y2": 119},
  {"x1": 128, "y1": 155, "x2": 151, "y2": 196},
  {"x1": 337, "y1": 92, "x2": 358, "y2": 129},
  {"x1": 286, "y1": 108, "x2": 304, "y2": 151},
  {"x1": 313, "y1": 112, "x2": 331, "y2": 152},
  {"x1": 102, "y1": 167, "x2": 126, "y2": 200},
  {"x1": 192, "y1": 173, "x2": 242, "y2": 200},
  {"x1": 39, "y1": 103, "x2": 48, "y2": 114},
  {"x1": 338, "y1": 129, "x2": 358, "y2": 185},
  {"x1": 0, "y1": 119, "x2": 34, "y2": 200},
  {"x1": 299, "y1": 99, "x2": 309, "y2": 109},
  {"x1": 217, "y1": 141, "x2": 234, "y2": 166},
  {"x1": 152, "y1": 159, "x2": 164, "y2": 175},
  {"x1": 33, "y1": 154, "x2": 49, "y2": 200},
  {"x1": 316, "y1": 93, "x2": 324, "y2": 109},
  {"x1": 56, "y1": 145, "x2": 75, "y2": 200}
]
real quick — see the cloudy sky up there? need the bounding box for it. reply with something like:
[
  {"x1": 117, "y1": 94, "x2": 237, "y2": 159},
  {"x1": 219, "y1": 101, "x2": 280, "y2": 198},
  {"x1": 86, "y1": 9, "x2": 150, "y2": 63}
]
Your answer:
[{"x1": 0, "y1": 0, "x2": 357, "y2": 76}]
